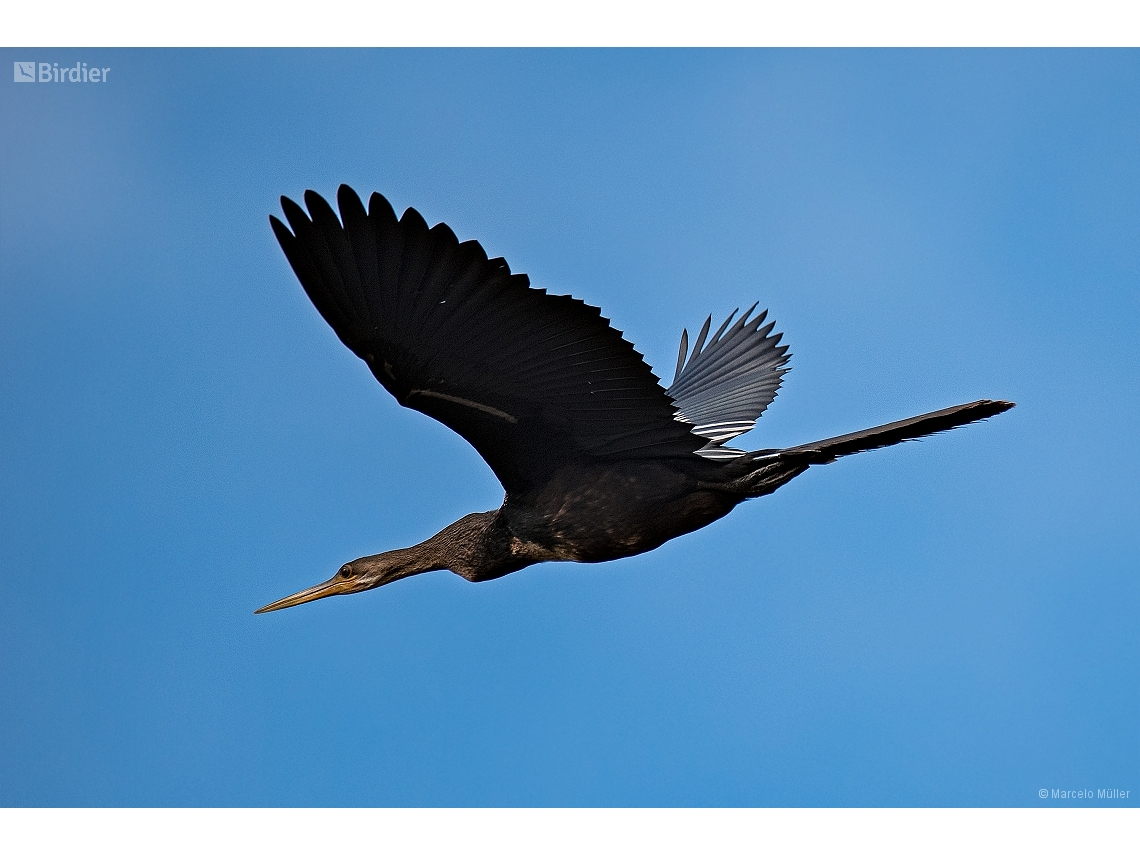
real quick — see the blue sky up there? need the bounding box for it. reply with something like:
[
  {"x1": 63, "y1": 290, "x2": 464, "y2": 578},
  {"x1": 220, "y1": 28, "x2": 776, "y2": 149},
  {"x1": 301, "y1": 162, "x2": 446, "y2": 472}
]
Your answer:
[{"x1": 0, "y1": 49, "x2": 1136, "y2": 806}]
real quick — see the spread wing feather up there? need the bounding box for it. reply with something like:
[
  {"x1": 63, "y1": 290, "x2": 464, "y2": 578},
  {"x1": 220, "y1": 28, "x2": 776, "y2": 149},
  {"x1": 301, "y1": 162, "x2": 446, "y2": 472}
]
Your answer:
[
  {"x1": 667, "y1": 305, "x2": 791, "y2": 457},
  {"x1": 271, "y1": 186, "x2": 705, "y2": 495}
]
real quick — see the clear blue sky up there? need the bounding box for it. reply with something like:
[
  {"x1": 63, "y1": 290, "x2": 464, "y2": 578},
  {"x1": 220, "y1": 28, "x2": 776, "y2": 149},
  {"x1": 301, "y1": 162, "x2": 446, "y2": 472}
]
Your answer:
[{"x1": 1, "y1": 49, "x2": 1136, "y2": 807}]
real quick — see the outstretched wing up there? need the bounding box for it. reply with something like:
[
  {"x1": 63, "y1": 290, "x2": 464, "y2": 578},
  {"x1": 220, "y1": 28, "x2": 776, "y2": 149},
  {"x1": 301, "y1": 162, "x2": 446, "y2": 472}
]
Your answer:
[
  {"x1": 666, "y1": 305, "x2": 791, "y2": 460},
  {"x1": 270, "y1": 186, "x2": 705, "y2": 496}
]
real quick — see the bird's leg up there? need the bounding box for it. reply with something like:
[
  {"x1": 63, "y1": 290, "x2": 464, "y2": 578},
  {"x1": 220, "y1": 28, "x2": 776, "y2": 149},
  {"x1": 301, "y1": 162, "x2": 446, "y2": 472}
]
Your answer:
[
  {"x1": 741, "y1": 461, "x2": 809, "y2": 497},
  {"x1": 700, "y1": 457, "x2": 809, "y2": 499}
]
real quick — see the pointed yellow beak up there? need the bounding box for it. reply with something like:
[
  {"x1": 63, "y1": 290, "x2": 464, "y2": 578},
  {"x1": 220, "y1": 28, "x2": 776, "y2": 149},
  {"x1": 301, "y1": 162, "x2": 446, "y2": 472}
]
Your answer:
[{"x1": 255, "y1": 574, "x2": 357, "y2": 614}]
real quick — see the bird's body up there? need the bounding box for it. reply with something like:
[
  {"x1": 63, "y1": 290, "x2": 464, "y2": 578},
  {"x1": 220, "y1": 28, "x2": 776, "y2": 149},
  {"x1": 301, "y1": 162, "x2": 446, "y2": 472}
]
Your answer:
[
  {"x1": 504, "y1": 456, "x2": 737, "y2": 567},
  {"x1": 257, "y1": 186, "x2": 1013, "y2": 613}
]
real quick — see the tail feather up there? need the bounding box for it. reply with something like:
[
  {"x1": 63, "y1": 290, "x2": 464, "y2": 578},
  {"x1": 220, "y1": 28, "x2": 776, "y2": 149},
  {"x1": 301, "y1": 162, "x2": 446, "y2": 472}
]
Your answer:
[
  {"x1": 735, "y1": 399, "x2": 1015, "y2": 497},
  {"x1": 773, "y1": 399, "x2": 1015, "y2": 464}
]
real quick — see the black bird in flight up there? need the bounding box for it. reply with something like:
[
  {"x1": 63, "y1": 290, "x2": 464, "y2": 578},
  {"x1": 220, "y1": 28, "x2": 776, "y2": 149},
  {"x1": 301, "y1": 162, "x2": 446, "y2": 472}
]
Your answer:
[{"x1": 257, "y1": 186, "x2": 1013, "y2": 613}]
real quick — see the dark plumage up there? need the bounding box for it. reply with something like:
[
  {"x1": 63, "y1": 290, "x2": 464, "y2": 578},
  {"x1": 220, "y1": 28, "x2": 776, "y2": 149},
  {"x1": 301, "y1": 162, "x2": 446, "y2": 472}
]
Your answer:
[{"x1": 256, "y1": 185, "x2": 1013, "y2": 613}]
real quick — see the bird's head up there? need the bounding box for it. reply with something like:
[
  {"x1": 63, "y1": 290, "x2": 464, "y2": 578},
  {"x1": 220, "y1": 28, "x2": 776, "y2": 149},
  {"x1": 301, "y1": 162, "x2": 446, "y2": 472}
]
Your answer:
[{"x1": 254, "y1": 549, "x2": 434, "y2": 614}]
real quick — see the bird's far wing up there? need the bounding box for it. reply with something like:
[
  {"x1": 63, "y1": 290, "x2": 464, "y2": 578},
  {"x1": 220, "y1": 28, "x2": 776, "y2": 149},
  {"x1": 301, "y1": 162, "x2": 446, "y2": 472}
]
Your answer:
[
  {"x1": 666, "y1": 305, "x2": 790, "y2": 460},
  {"x1": 271, "y1": 186, "x2": 705, "y2": 495}
]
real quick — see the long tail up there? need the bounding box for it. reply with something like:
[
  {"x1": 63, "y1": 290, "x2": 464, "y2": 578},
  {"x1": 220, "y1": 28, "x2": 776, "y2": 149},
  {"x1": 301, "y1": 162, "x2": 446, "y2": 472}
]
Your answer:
[{"x1": 737, "y1": 399, "x2": 1015, "y2": 497}]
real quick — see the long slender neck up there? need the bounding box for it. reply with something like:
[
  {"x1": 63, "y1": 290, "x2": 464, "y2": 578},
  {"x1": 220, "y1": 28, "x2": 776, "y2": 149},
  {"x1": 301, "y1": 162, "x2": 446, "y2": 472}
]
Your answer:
[
  {"x1": 409, "y1": 510, "x2": 497, "y2": 573},
  {"x1": 423, "y1": 509, "x2": 540, "y2": 582},
  {"x1": 367, "y1": 509, "x2": 535, "y2": 584}
]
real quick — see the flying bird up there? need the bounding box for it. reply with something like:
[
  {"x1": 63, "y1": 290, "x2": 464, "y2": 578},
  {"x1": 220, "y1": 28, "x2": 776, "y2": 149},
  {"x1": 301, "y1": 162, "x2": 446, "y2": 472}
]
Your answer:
[{"x1": 257, "y1": 185, "x2": 1013, "y2": 613}]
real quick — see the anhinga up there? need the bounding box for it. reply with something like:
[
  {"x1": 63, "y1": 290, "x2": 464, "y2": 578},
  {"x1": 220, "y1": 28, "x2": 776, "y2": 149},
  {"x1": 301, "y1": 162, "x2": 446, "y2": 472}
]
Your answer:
[{"x1": 257, "y1": 186, "x2": 1012, "y2": 613}]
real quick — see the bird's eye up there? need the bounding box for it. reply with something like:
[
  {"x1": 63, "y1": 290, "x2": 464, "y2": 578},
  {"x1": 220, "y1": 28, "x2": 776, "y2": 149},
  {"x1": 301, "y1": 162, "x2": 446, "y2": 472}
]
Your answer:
[{"x1": 339, "y1": 565, "x2": 353, "y2": 579}]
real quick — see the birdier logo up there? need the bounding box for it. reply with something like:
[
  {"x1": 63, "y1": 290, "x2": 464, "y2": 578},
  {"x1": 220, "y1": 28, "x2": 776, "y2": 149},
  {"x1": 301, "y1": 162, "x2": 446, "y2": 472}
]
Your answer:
[{"x1": 13, "y1": 61, "x2": 111, "y2": 83}]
